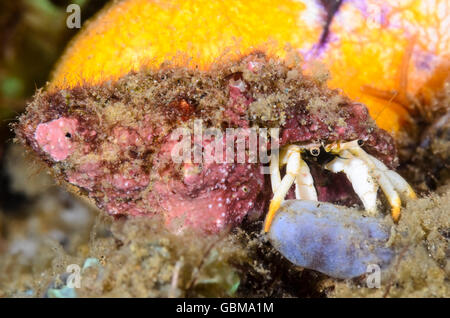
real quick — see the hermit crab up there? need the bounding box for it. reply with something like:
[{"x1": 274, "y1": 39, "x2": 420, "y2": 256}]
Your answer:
[
  {"x1": 15, "y1": 0, "x2": 448, "y2": 279},
  {"x1": 264, "y1": 139, "x2": 416, "y2": 233}
]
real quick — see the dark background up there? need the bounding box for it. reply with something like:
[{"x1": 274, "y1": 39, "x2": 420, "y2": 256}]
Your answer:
[{"x1": 0, "y1": 0, "x2": 110, "y2": 213}]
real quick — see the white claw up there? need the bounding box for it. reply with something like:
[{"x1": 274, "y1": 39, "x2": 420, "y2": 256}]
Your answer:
[{"x1": 325, "y1": 150, "x2": 378, "y2": 216}]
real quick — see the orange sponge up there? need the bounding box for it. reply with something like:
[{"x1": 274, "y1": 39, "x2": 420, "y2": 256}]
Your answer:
[{"x1": 50, "y1": 0, "x2": 449, "y2": 134}]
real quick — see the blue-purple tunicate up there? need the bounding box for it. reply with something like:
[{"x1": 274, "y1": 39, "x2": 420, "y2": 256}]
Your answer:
[{"x1": 267, "y1": 200, "x2": 394, "y2": 279}]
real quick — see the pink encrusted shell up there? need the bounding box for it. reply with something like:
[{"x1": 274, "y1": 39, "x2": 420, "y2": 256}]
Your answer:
[{"x1": 34, "y1": 117, "x2": 78, "y2": 161}]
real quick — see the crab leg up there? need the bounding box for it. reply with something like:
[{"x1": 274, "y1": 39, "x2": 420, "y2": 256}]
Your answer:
[
  {"x1": 328, "y1": 140, "x2": 416, "y2": 222},
  {"x1": 325, "y1": 150, "x2": 378, "y2": 216},
  {"x1": 264, "y1": 146, "x2": 300, "y2": 232},
  {"x1": 265, "y1": 145, "x2": 318, "y2": 232},
  {"x1": 367, "y1": 154, "x2": 417, "y2": 200},
  {"x1": 294, "y1": 159, "x2": 318, "y2": 201},
  {"x1": 347, "y1": 146, "x2": 403, "y2": 221},
  {"x1": 270, "y1": 149, "x2": 281, "y2": 192}
]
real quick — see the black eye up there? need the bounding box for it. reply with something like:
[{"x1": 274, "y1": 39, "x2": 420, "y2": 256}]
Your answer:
[
  {"x1": 310, "y1": 147, "x2": 320, "y2": 156},
  {"x1": 65, "y1": 133, "x2": 72, "y2": 138},
  {"x1": 357, "y1": 139, "x2": 364, "y2": 146}
]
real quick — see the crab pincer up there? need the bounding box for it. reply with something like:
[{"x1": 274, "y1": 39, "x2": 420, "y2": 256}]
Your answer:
[{"x1": 267, "y1": 200, "x2": 394, "y2": 279}]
